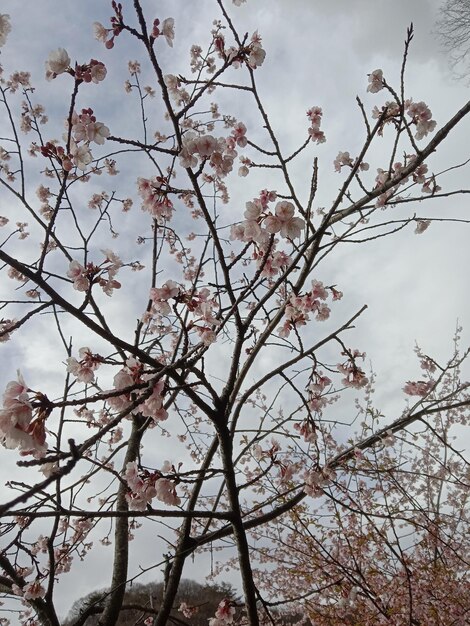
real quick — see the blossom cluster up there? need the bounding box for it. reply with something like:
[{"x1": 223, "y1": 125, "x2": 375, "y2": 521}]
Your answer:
[
  {"x1": 39, "y1": 106, "x2": 109, "y2": 173},
  {"x1": 243, "y1": 31, "x2": 266, "y2": 69},
  {"x1": 294, "y1": 419, "x2": 318, "y2": 443},
  {"x1": 0, "y1": 318, "x2": 17, "y2": 343},
  {"x1": 66, "y1": 347, "x2": 103, "y2": 384},
  {"x1": 208, "y1": 599, "x2": 236, "y2": 626},
  {"x1": 214, "y1": 30, "x2": 266, "y2": 70},
  {"x1": 0, "y1": 373, "x2": 47, "y2": 456},
  {"x1": 40, "y1": 140, "x2": 91, "y2": 173},
  {"x1": 94, "y1": 2, "x2": 124, "y2": 49},
  {"x1": 137, "y1": 176, "x2": 174, "y2": 222},
  {"x1": 367, "y1": 68, "x2": 384, "y2": 93},
  {"x1": 150, "y1": 17, "x2": 175, "y2": 47},
  {"x1": 278, "y1": 280, "x2": 342, "y2": 338},
  {"x1": 333, "y1": 150, "x2": 369, "y2": 173},
  {"x1": 144, "y1": 282, "x2": 221, "y2": 346},
  {"x1": 1, "y1": 68, "x2": 31, "y2": 95},
  {"x1": 372, "y1": 155, "x2": 441, "y2": 208},
  {"x1": 307, "y1": 106, "x2": 326, "y2": 144},
  {"x1": 308, "y1": 371, "x2": 333, "y2": 414},
  {"x1": 66, "y1": 249, "x2": 122, "y2": 295},
  {"x1": 105, "y1": 358, "x2": 168, "y2": 422},
  {"x1": 368, "y1": 69, "x2": 437, "y2": 141},
  {"x1": 12, "y1": 580, "x2": 46, "y2": 601},
  {"x1": 178, "y1": 602, "x2": 199, "y2": 619},
  {"x1": 337, "y1": 349, "x2": 368, "y2": 389},
  {"x1": 125, "y1": 460, "x2": 180, "y2": 509},
  {"x1": 231, "y1": 192, "x2": 305, "y2": 245},
  {"x1": 406, "y1": 100, "x2": 437, "y2": 140},
  {"x1": 164, "y1": 74, "x2": 190, "y2": 106},
  {"x1": 41, "y1": 107, "x2": 110, "y2": 172},
  {"x1": 40, "y1": 50, "x2": 110, "y2": 176},
  {"x1": 251, "y1": 445, "x2": 299, "y2": 487},
  {"x1": 45, "y1": 49, "x2": 106, "y2": 84},
  {"x1": 71, "y1": 108, "x2": 110, "y2": 145},
  {"x1": 45, "y1": 48, "x2": 71, "y2": 79},
  {"x1": 304, "y1": 465, "x2": 337, "y2": 498},
  {"x1": 34, "y1": 517, "x2": 94, "y2": 579},
  {"x1": 254, "y1": 247, "x2": 291, "y2": 279},
  {"x1": 252, "y1": 438, "x2": 281, "y2": 463},
  {"x1": 403, "y1": 380, "x2": 435, "y2": 397},
  {"x1": 0, "y1": 13, "x2": 11, "y2": 48},
  {"x1": 20, "y1": 100, "x2": 48, "y2": 134},
  {"x1": 177, "y1": 124, "x2": 247, "y2": 178}
]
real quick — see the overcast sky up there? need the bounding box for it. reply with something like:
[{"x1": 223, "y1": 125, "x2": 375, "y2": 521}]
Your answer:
[{"x1": 1, "y1": 0, "x2": 469, "y2": 619}]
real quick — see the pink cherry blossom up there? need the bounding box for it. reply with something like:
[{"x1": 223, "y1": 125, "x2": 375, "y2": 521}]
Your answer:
[
  {"x1": 0, "y1": 14, "x2": 11, "y2": 47},
  {"x1": 247, "y1": 32, "x2": 266, "y2": 69},
  {"x1": 264, "y1": 200, "x2": 305, "y2": 239},
  {"x1": 415, "y1": 219, "x2": 431, "y2": 234},
  {"x1": 101, "y1": 249, "x2": 122, "y2": 279},
  {"x1": 334, "y1": 151, "x2": 354, "y2": 172},
  {"x1": 73, "y1": 59, "x2": 107, "y2": 84},
  {"x1": 381, "y1": 429, "x2": 396, "y2": 446},
  {"x1": 93, "y1": 21, "x2": 108, "y2": 43},
  {"x1": 197, "y1": 327, "x2": 217, "y2": 345},
  {"x1": 150, "y1": 280, "x2": 179, "y2": 302},
  {"x1": 141, "y1": 380, "x2": 168, "y2": 422},
  {"x1": 228, "y1": 222, "x2": 244, "y2": 239},
  {"x1": 231, "y1": 122, "x2": 247, "y2": 147},
  {"x1": 91, "y1": 61, "x2": 107, "y2": 82},
  {"x1": 259, "y1": 188, "x2": 277, "y2": 207},
  {"x1": 137, "y1": 176, "x2": 174, "y2": 221},
  {"x1": 22, "y1": 581, "x2": 46, "y2": 600},
  {"x1": 195, "y1": 134, "x2": 217, "y2": 158},
  {"x1": 406, "y1": 100, "x2": 436, "y2": 140},
  {"x1": 244, "y1": 200, "x2": 262, "y2": 221},
  {"x1": 178, "y1": 146, "x2": 198, "y2": 169},
  {"x1": 209, "y1": 599, "x2": 235, "y2": 625},
  {"x1": 311, "y1": 279, "x2": 328, "y2": 300},
  {"x1": 367, "y1": 68, "x2": 384, "y2": 93},
  {"x1": 45, "y1": 48, "x2": 71, "y2": 79},
  {"x1": 307, "y1": 106, "x2": 326, "y2": 143},
  {"x1": 70, "y1": 141, "x2": 93, "y2": 171},
  {"x1": 403, "y1": 380, "x2": 435, "y2": 396},
  {"x1": 125, "y1": 462, "x2": 180, "y2": 509},
  {"x1": 0, "y1": 318, "x2": 17, "y2": 343},
  {"x1": 420, "y1": 357, "x2": 437, "y2": 373},
  {"x1": 72, "y1": 109, "x2": 110, "y2": 145},
  {"x1": 0, "y1": 373, "x2": 47, "y2": 456},
  {"x1": 66, "y1": 347, "x2": 102, "y2": 383},
  {"x1": 294, "y1": 420, "x2": 318, "y2": 443},
  {"x1": 66, "y1": 260, "x2": 84, "y2": 279},
  {"x1": 155, "y1": 477, "x2": 181, "y2": 506},
  {"x1": 338, "y1": 349, "x2": 368, "y2": 389},
  {"x1": 161, "y1": 17, "x2": 175, "y2": 47},
  {"x1": 67, "y1": 260, "x2": 90, "y2": 291},
  {"x1": 179, "y1": 602, "x2": 198, "y2": 619},
  {"x1": 304, "y1": 466, "x2": 337, "y2": 497}
]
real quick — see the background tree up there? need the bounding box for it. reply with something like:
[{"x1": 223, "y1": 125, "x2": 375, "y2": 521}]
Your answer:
[
  {"x1": 0, "y1": 2, "x2": 469, "y2": 626},
  {"x1": 436, "y1": 0, "x2": 470, "y2": 75},
  {"x1": 63, "y1": 579, "x2": 241, "y2": 626}
]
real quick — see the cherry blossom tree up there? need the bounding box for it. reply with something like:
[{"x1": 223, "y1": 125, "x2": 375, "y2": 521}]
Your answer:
[{"x1": 0, "y1": 2, "x2": 469, "y2": 626}]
